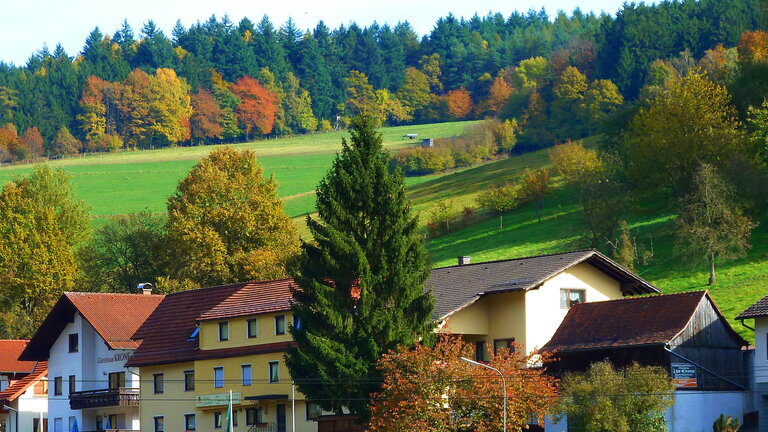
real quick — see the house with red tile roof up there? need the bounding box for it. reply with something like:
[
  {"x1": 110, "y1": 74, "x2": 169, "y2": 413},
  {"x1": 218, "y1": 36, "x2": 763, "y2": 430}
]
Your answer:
[
  {"x1": 0, "y1": 361, "x2": 47, "y2": 432},
  {"x1": 19, "y1": 289, "x2": 164, "y2": 432},
  {"x1": 543, "y1": 291, "x2": 751, "y2": 432},
  {"x1": 126, "y1": 279, "x2": 317, "y2": 432},
  {"x1": 736, "y1": 294, "x2": 768, "y2": 432},
  {"x1": 0, "y1": 340, "x2": 47, "y2": 432}
]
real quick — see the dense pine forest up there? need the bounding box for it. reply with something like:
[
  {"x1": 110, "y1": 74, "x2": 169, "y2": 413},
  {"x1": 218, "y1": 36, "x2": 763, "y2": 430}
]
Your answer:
[{"x1": 0, "y1": 0, "x2": 762, "y2": 160}]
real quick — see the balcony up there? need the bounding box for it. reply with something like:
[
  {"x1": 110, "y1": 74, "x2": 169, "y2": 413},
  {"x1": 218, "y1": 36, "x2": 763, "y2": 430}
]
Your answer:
[
  {"x1": 69, "y1": 387, "x2": 140, "y2": 410},
  {"x1": 248, "y1": 423, "x2": 278, "y2": 432}
]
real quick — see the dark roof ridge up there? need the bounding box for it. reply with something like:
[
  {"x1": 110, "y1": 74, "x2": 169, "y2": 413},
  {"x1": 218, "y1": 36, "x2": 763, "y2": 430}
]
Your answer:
[
  {"x1": 163, "y1": 277, "x2": 295, "y2": 298},
  {"x1": 570, "y1": 290, "x2": 707, "y2": 307},
  {"x1": 432, "y1": 249, "x2": 595, "y2": 270}
]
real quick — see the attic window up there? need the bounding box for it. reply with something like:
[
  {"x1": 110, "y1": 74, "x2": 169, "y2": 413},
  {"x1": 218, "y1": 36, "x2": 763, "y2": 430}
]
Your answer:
[
  {"x1": 187, "y1": 327, "x2": 200, "y2": 341},
  {"x1": 560, "y1": 289, "x2": 585, "y2": 309}
]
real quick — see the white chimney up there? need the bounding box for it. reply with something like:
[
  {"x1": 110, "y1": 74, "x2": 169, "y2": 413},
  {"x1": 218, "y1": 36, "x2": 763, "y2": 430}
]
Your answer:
[
  {"x1": 458, "y1": 256, "x2": 471, "y2": 265},
  {"x1": 137, "y1": 283, "x2": 153, "y2": 295}
]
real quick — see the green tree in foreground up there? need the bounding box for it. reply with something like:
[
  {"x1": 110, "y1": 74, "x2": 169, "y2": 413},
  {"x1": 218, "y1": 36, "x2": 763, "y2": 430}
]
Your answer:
[
  {"x1": 286, "y1": 115, "x2": 435, "y2": 419},
  {"x1": 165, "y1": 146, "x2": 298, "y2": 287},
  {"x1": 558, "y1": 361, "x2": 674, "y2": 432},
  {"x1": 0, "y1": 165, "x2": 90, "y2": 337},
  {"x1": 676, "y1": 164, "x2": 756, "y2": 285}
]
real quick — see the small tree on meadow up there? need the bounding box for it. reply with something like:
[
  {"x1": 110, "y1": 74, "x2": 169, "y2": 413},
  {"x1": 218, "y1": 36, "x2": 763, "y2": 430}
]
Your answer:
[
  {"x1": 476, "y1": 182, "x2": 518, "y2": 230},
  {"x1": 369, "y1": 335, "x2": 558, "y2": 432},
  {"x1": 558, "y1": 360, "x2": 674, "y2": 432},
  {"x1": 676, "y1": 164, "x2": 756, "y2": 285},
  {"x1": 519, "y1": 168, "x2": 550, "y2": 222}
]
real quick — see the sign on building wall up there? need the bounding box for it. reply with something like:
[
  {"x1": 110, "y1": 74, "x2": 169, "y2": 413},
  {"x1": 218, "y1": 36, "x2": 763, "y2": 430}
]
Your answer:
[
  {"x1": 671, "y1": 362, "x2": 697, "y2": 388},
  {"x1": 195, "y1": 392, "x2": 243, "y2": 407}
]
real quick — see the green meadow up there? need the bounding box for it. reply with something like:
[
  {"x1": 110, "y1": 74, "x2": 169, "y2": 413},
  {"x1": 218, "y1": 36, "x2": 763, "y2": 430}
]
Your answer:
[{"x1": 0, "y1": 121, "x2": 475, "y2": 218}]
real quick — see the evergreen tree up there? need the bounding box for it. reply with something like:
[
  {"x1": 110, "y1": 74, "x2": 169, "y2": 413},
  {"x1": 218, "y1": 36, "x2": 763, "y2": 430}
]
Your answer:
[{"x1": 286, "y1": 115, "x2": 435, "y2": 419}]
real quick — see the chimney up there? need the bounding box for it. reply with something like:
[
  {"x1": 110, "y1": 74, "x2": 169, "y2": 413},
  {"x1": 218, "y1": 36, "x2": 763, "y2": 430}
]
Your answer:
[
  {"x1": 458, "y1": 256, "x2": 471, "y2": 265},
  {"x1": 137, "y1": 283, "x2": 153, "y2": 295}
]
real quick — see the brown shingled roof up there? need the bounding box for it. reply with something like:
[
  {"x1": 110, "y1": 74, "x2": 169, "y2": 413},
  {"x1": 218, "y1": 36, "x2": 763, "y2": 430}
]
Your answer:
[
  {"x1": 128, "y1": 279, "x2": 295, "y2": 367},
  {"x1": 736, "y1": 294, "x2": 768, "y2": 319},
  {"x1": 542, "y1": 291, "x2": 746, "y2": 353},
  {"x1": 0, "y1": 340, "x2": 35, "y2": 373},
  {"x1": 428, "y1": 250, "x2": 658, "y2": 319},
  {"x1": 0, "y1": 361, "x2": 47, "y2": 405},
  {"x1": 20, "y1": 292, "x2": 164, "y2": 361}
]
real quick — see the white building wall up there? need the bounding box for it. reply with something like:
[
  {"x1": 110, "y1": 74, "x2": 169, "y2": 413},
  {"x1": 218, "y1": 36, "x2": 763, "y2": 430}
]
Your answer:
[
  {"x1": 755, "y1": 317, "x2": 768, "y2": 384},
  {"x1": 47, "y1": 312, "x2": 140, "y2": 432},
  {"x1": 667, "y1": 391, "x2": 746, "y2": 432},
  {"x1": 48, "y1": 313, "x2": 84, "y2": 432},
  {"x1": 13, "y1": 383, "x2": 48, "y2": 432}
]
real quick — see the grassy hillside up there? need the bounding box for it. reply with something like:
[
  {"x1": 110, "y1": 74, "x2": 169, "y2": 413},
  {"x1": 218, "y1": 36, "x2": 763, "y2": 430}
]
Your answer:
[
  {"x1": 412, "y1": 145, "x2": 767, "y2": 342},
  {"x1": 0, "y1": 121, "x2": 475, "y2": 218}
]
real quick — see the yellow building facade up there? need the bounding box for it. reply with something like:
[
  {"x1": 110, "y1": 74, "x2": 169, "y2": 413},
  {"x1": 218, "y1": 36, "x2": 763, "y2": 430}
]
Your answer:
[{"x1": 129, "y1": 279, "x2": 319, "y2": 432}]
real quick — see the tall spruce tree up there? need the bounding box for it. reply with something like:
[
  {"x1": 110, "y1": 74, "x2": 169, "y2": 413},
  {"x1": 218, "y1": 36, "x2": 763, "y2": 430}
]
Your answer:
[{"x1": 286, "y1": 115, "x2": 434, "y2": 419}]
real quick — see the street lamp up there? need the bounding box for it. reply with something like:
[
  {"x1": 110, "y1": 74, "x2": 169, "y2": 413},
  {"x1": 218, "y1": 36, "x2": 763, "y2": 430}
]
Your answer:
[
  {"x1": 460, "y1": 357, "x2": 507, "y2": 432},
  {"x1": 2, "y1": 405, "x2": 18, "y2": 432}
]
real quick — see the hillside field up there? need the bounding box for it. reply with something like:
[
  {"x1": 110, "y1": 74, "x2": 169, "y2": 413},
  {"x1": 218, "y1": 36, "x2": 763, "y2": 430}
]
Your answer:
[{"x1": 0, "y1": 121, "x2": 476, "y2": 219}]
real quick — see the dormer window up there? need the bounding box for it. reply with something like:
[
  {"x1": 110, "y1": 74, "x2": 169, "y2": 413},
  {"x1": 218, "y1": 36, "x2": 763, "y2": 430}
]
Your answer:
[{"x1": 560, "y1": 289, "x2": 585, "y2": 309}]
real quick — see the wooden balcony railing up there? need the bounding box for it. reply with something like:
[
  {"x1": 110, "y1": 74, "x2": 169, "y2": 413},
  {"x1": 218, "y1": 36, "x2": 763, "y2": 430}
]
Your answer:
[
  {"x1": 248, "y1": 422, "x2": 278, "y2": 432},
  {"x1": 69, "y1": 387, "x2": 140, "y2": 410}
]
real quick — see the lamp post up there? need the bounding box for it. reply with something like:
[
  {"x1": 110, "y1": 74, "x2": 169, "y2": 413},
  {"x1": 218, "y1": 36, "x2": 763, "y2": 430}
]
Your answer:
[
  {"x1": 460, "y1": 357, "x2": 507, "y2": 432},
  {"x1": 2, "y1": 405, "x2": 18, "y2": 432}
]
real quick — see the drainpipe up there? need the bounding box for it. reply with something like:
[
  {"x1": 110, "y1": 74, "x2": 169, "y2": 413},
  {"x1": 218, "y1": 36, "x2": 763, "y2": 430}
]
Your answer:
[
  {"x1": 2, "y1": 405, "x2": 17, "y2": 432},
  {"x1": 738, "y1": 319, "x2": 755, "y2": 332},
  {"x1": 291, "y1": 382, "x2": 296, "y2": 432},
  {"x1": 663, "y1": 344, "x2": 745, "y2": 390}
]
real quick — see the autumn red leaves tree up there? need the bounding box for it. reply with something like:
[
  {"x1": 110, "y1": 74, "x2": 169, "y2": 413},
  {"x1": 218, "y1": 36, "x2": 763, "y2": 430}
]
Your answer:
[{"x1": 368, "y1": 335, "x2": 557, "y2": 432}]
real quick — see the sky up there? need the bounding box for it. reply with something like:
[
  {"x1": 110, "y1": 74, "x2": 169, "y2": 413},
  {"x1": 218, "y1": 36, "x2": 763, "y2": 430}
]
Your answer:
[{"x1": 0, "y1": 0, "x2": 631, "y2": 66}]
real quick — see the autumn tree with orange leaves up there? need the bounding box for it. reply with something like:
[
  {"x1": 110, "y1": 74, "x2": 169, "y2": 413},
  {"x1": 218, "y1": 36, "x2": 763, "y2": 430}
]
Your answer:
[
  {"x1": 231, "y1": 76, "x2": 279, "y2": 138},
  {"x1": 190, "y1": 89, "x2": 224, "y2": 144},
  {"x1": 445, "y1": 87, "x2": 474, "y2": 119},
  {"x1": 369, "y1": 335, "x2": 557, "y2": 432}
]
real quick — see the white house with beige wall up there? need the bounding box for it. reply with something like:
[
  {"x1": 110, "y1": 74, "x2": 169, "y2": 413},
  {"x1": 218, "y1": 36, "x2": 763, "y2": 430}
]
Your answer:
[{"x1": 428, "y1": 250, "x2": 659, "y2": 358}]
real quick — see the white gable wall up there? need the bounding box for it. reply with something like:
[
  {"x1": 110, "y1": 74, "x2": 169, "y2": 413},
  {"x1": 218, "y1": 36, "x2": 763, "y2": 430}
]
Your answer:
[{"x1": 524, "y1": 262, "x2": 623, "y2": 354}]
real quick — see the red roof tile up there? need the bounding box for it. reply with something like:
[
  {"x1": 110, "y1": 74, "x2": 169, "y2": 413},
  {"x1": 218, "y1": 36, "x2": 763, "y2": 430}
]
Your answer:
[
  {"x1": 0, "y1": 361, "x2": 47, "y2": 404},
  {"x1": 66, "y1": 292, "x2": 165, "y2": 349},
  {"x1": 542, "y1": 291, "x2": 746, "y2": 352},
  {"x1": 128, "y1": 279, "x2": 295, "y2": 367},
  {"x1": 0, "y1": 340, "x2": 35, "y2": 373},
  {"x1": 20, "y1": 292, "x2": 165, "y2": 361}
]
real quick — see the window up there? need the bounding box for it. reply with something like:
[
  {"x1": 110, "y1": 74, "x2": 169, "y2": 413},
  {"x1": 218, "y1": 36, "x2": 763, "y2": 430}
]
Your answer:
[
  {"x1": 474, "y1": 341, "x2": 487, "y2": 362},
  {"x1": 68, "y1": 333, "x2": 79, "y2": 353},
  {"x1": 214, "y1": 412, "x2": 222, "y2": 429},
  {"x1": 33, "y1": 418, "x2": 41, "y2": 432},
  {"x1": 108, "y1": 414, "x2": 118, "y2": 429},
  {"x1": 184, "y1": 414, "x2": 196, "y2": 431},
  {"x1": 214, "y1": 367, "x2": 224, "y2": 388},
  {"x1": 560, "y1": 289, "x2": 585, "y2": 309},
  {"x1": 108, "y1": 372, "x2": 126, "y2": 389},
  {"x1": 153, "y1": 373, "x2": 164, "y2": 394},
  {"x1": 242, "y1": 364, "x2": 252, "y2": 386},
  {"x1": 269, "y1": 361, "x2": 280, "y2": 383},
  {"x1": 53, "y1": 418, "x2": 62, "y2": 432},
  {"x1": 247, "y1": 318, "x2": 258, "y2": 338},
  {"x1": 184, "y1": 370, "x2": 195, "y2": 391},
  {"x1": 246, "y1": 407, "x2": 263, "y2": 425},
  {"x1": 232, "y1": 410, "x2": 239, "y2": 427},
  {"x1": 306, "y1": 402, "x2": 323, "y2": 420},
  {"x1": 53, "y1": 376, "x2": 62, "y2": 396},
  {"x1": 153, "y1": 416, "x2": 165, "y2": 432},
  {"x1": 68, "y1": 375, "x2": 76, "y2": 394},
  {"x1": 275, "y1": 315, "x2": 286, "y2": 335},
  {"x1": 69, "y1": 417, "x2": 76, "y2": 432},
  {"x1": 493, "y1": 338, "x2": 515, "y2": 354},
  {"x1": 218, "y1": 321, "x2": 229, "y2": 341},
  {"x1": 292, "y1": 314, "x2": 301, "y2": 330}
]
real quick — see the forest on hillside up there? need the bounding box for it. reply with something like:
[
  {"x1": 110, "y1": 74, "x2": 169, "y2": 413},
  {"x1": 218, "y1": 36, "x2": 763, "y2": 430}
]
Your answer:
[{"x1": 0, "y1": 0, "x2": 763, "y2": 160}]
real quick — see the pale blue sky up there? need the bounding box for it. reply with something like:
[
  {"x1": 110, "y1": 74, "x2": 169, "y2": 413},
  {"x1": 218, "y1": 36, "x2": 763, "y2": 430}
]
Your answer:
[{"x1": 1, "y1": 0, "x2": 631, "y2": 66}]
